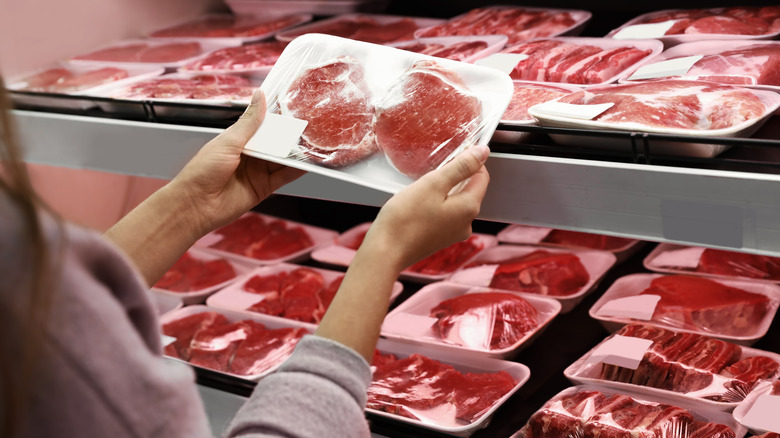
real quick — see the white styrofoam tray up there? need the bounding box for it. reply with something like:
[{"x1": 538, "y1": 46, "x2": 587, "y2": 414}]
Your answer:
[
  {"x1": 381, "y1": 281, "x2": 561, "y2": 359},
  {"x1": 275, "y1": 13, "x2": 445, "y2": 43},
  {"x1": 68, "y1": 39, "x2": 233, "y2": 69},
  {"x1": 733, "y1": 381, "x2": 780, "y2": 435},
  {"x1": 146, "y1": 13, "x2": 313, "y2": 46},
  {"x1": 177, "y1": 40, "x2": 289, "y2": 79}
]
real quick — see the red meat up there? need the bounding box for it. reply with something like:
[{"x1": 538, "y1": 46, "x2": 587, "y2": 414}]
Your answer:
[
  {"x1": 244, "y1": 272, "x2": 287, "y2": 295},
  {"x1": 279, "y1": 268, "x2": 326, "y2": 323},
  {"x1": 228, "y1": 326, "x2": 306, "y2": 376},
  {"x1": 137, "y1": 42, "x2": 202, "y2": 63},
  {"x1": 209, "y1": 216, "x2": 314, "y2": 261},
  {"x1": 74, "y1": 43, "x2": 148, "y2": 62},
  {"x1": 248, "y1": 226, "x2": 314, "y2": 260},
  {"x1": 484, "y1": 250, "x2": 590, "y2": 297},
  {"x1": 188, "y1": 321, "x2": 251, "y2": 372},
  {"x1": 430, "y1": 292, "x2": 539, "y2": 349},
  {"x1": 182, "y1": 41, "x2": 288, "y2": 72},
  {"x1": 430, "y1": 40, "x2": 488, "y2": 61},
  {"x1": 374, "y1": 60, "x2": 482, "y2": 179},
  {"x1": 20, "y1": 68, "x2": 73, "y2": 91},
  {"x1": 161, "y1": 312, "x2": 228, "y2": 360},
  {"x1": 349, "y1": 18, "x2": 419, "y2": 44},
  {"x1": 150, "y1": 15, "x2": 301, "y2": 38},
  {"x1": 630, "y1": 6, "x2": 780, "y2": 36},
  {"x1": 722, "y1": 356, "x2": 780, "y2": 393},
  {"x1": 408, "y1": 235, "x2": 484, "y2": 275},
  {"x1": 543, "y1": 229, "x2": 634, "y2": 251},
  {"x1": 117, "y1": 74, "x2": 255, "y2": 100},
  {"x1": 696, "y1": 247, "x2": 780, "y2": 280},
  {"x1": 155, "y1": 252, "x2": 236, "y2": 292},
  {"x1": 280, "y1": 56, "x2": 378, "y2": 167},
  {"x1": 688, "y1": 421, "x2": 736, "y2": 438},
  {"x1": 449, "y1": 370, "x2": 517, "y2": 422},
  {"x1": 502, "y1": 83, "x2": 571, "y2": 122}
]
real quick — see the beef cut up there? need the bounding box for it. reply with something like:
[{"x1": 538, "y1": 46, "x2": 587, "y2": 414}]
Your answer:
[
  {"x1": 543, "y1": 229, "x2": 634, "y2": 251},
  {"x1": 208, "y1": 214, "x2": 315, "y2": 261},
  {"x1": 20, "y1": 67, "x2": 128, "y2": 93},
  {"x1": 117, "y1": 74, "x2": 256, "y2": 101},
  {"x1": 407, "y1": 235, "x2": 484, "y2": 275},
  {"x1": 74, "y1": 42, "x2": 203, "y2": 63},
  {"x1": 283, "y1": 16, "x2": 420, "y2": 44},
  {"x1": 502, "y1": 83, "x2": 573, "y2": 122},
  {"x1": 162, "y1": 311, "x2": 228, "y2": 360},
  {"x1": 150, "y1": 15, "x2": 302, "y2": 38},
  {"x1": 394, "y1": 40, "x2": 489, "y2": 62},
  {"x1": 669, "y1": 44, "x2": 780, "y2": 87},
  {"x1": 245, "y1": 268, "x2": 343, "y2": 324},
  {"x1": 154, "y1": 251, "x2": 236, "y2": 292},
  {"x1": 182, "y1": 41, "x2": 288, "y2": 72},
  {"x1": 374, "y1": 60, "x2": 482, "y2": 179},
  {"x1": 696, "y1": 247, "x2": 780, "y2": 280},
  {"x1": 623, "y1": 6, "x2": 780, "y2": 36},
  {"x1": 279, "y1": 56, "x2": 378, "y2": 167}
]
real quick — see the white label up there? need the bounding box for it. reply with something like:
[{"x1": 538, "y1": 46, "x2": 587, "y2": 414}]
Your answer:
[
  {"x1": 650, "y1": 247, "x2": 706, "y2": 269},
  {"x1": 161, "y1": 334, "x2": 177, "y2": 347},
  {"x1": 586, "y1": 335, "x2": 654, "y2": 370},
  {"x1": 475, "y1": 53, "x2": 529, "y2": 75},
  {"x1": 244, "y1": 112, "x2": 308, "y2": 158},
  {"x1": 596, "y1": 295, "x2": 660, "y2": 320},
  {"x1": 743, "y1": 394, "x2": 780, "y2": 433},
  {"x1": 612, "y1": 20, "x2": 676, "y2": 39},
  {"x1": 449, "y1": 264, "x2": 498, "y2": 287},
  {"x1": 385, "y1": 313, "x2": 438, "y2": 338},
  {"x1": 530, "y1": 101, "x2": 614, "y2": 120},
  {"x1": 628, "y1": 55, "x2": 703, "y2": 80}
]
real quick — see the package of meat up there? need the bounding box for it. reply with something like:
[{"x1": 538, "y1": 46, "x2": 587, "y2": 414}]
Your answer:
[
  {"x1": 368, "y1": 337, "x2": 530, "y2": 436},
  {"x1": 381, "y1": 281, "x2": 560, "y2": 359},
  {"x1": 527, "y1": 79, "x2": 780, "y2": 158},
  {"x1": 160, "y1": 305, "x2": 311, "y2": 381},
  {"x1": 310, "y1": 222, "x2": 498, "y2": 283},
  {"x1": 620, "y1": 40, "x2": 780, "y2": 93},
  {"x1": 589, "y1": 273, "x2": 780, "y2": 345},
  {"x1": 493, "y1": 37, "x2": 662, "y2": 86},
  {"x1": 178, "y1": 40, "x2": 289, "y2": 78},
  {"x1": 147, "y1": 13, "x2": 312, "y2": 45},
  {"x1": 243, "y1": 33, "x2": 512, "y2": 192},
  {"x1": 564, "y1": 324, "x2": 780, "y2": 412},
  {"x1": 193, "y1": 212, "x2": 338, "y2": 266},
  {"x1": 226, "y1": 0, "x2": 391, "y2": 19},
  {"x1": 68, "y1": 39, "x2": 230, "y2": 68},
  {"x1": 607, "y1": 6, "x2": 780, "y2": 47},
  {"x1": 415, "y1": 6, "x2": 592, "y2": 46},
  {"x1": 644, "y1": 243, "x2": 780, "y2": 284},
  {"x1": 206, "y1": 262, "x2": 404, "y2": 326},
  {"x1": 448, "y1": 245, "x2": 616, "y2": 313},
  {"x1": 150, "y1": 292, "x2": 183, "y2": 317},
  {"x1": 386, "y1": 35, "x2": 508, "y2": 63},
  {"x1": 275, "y1": 13, "x2": 444, "y2": 44},
  {"x1": 734, "y1": 381, "x2": 780, "y2": 435},
  {"x1": 511, "y1": 385, "x2": 746, "y2": 438},
  {"x1": 497, "y1": 224, "x2": 644, "y2": 262},
  {"x1": 151, "y1": 248, "x2": 253, "y2": 305}
]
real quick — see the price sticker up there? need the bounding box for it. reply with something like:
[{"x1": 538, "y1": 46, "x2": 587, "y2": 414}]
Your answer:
[
  {"x1": 612, "y1": 20, "x2": 676, "y2": 39},
  {"x1": 475, "y1": 53, "x2": 529, "y2": 75},
  {"x1": 530, "y1": 101, "x2": 614, "y2": 120},
  {"x1": 385, "y1": 313, "x2": 437, "y2": 338},
  {"x1": 743, "y1": 394, "x2": 780, "y2": 433},
  {"x1": 449, "y1": 264, "x2": 498, "y2": 287},
  {"x1": 586, "y1": 335, "x2": 654, "y2": 370},
  {"x1": 596, "y1": 295, "x2": 661, "y2": 321},
  {"x1": 244, "y1": 112, "x2": 308, "y2": 158},
  {"x1": 628, "y1": 56, "x2": 703, "y2": 80}
]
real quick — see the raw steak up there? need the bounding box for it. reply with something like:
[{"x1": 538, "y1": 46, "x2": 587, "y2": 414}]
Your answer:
[
  {"x1": 556, "y1": 80, "x2": 768, "y2": 131},
  {"x1": 161, "y1": 312, "x2": 228, "y2": 360},
  {"x1": 374, "y1": 60, "x2": 482, "y2": 179},
  {"x1": 688, "y1": 422, "x2": 737, "y2": 438},
  {"x1": 74, "y1": 43, "x2": 148, "y2": 62},
  {"x1": 20, "y1": 67, "x2": 128, "y2": 93},
  {"x1": 638, "y1": 275, "x2": 771, "y2": 336},
  {"x1": 208, "y1": 215, "x2": 315, "y2": 261},
  {"x1": 474, "y1": 250, "x2": 589, "y2": 297},
  {"x1": 117, "y1": 74, "x2": 255, "y2": 101},
  {"x1": 430, "y1": 291, "x2": 539, "y2": 349},
  {"x1": 627, "y1": 6, "x2": 780, "y2": 36},
  {"x1": 408, "y1": 235, "x2": 484, "y2": 275},
  {"x1": 679, "y1": 44, "x2": 780, "y2": 86},
  {"x1": 284, "y1": 16, "x2": 420, "y2": 44},
  {"x1": 502, "y1": 83, "x2": 573, "y2": 122},
  {"x1": 395, "y1": 40, "x2": 489, "y2": 62},
  {"x1": 245, "y1": 268, "x2": 342, "y2": 324},
  {"x1": 279, "y1": 56, "x2": 378, "y2": 167},
  {"x1": 74, "y1": 42, "x2": 203, "y2": 63},
  {"x1": 228, "y1": 326, "x2": 306, "y2": 376},
  {"x1": 182, "y1": 41, "x2": 288, "y2": 72},
  {"x1": 188, "y1": 321, "x2": 251, "y2": 371},
  {"x1": 154, "y1": 251, "x2": 236, "y2": 292},
  {"x1": 150, "y1": 15, "x2": 302, "y2": 38},
  {"x1": 543, "y1": 229, "x2": 634, "y2": 251},
  {"x1": 696, "y1": 247, "x2": 780, "y2": 280}
]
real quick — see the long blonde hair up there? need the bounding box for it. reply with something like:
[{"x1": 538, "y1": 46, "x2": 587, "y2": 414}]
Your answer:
[{"x1": 0, "y1": 74, "x2": 59, "y2": 437}]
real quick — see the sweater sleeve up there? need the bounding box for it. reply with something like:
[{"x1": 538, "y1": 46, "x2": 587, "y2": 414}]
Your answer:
[{"x1": 224, "y1": 335, "x2": 373, "y2": 438}]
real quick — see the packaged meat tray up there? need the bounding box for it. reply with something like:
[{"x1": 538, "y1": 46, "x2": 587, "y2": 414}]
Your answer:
[
  {"x1": 368, "y1": 337, "x2": 530, "y2": 437},
  {"x1": 497, "y1": 224, "x2": 644, "y2": 262},
  {"x1": 607, "y1": 6, "x2": 780, "y2": 47},
  {"x1": 415, "y1": 6, "x2": 592, "y2": 46},
  {"x1": 447, "y1": 245, "x2": 617, "y2": 313},
  {"x1": 151, "y1": 248, "x2": 253, "y2": 305},
  {"x1": 496, "y1": 37, "x2": 663, "y2": 86},
  {"x1": 493, "y1": 81, "x2": 582, "y2": 144},
  {"x1": 310, "y1": 222, "x2": 498, "y2": 283},
  {"x1": 381, "y1": 281, "x2": 561, "y2": 359},
  {"x1": 588, "y1": 273, "x2": 780, "y2": 345},
  {"x1": 147, "y1": 13, "x2": 312, "y2": 45},
  {"x1": 274, "y1": 13, "x2": 444, "y2": 44},
  {"x1": 734, "y1": 381, "x2": 780, "y2": 435},
  {"x1": 194, "y1": 212, "x2": 338, "y2": 266},
  {"x1": 620, "y1": 40, "x2": 780, "y2": 93},
  {"x1": 68, "y1": 39, "x2": 230, "y2": 69},
  {"x1": 226, "y1": 0, "x2": 391, "y2": 18},
  {"x1": 564, "y1": 324, "x2": 780, "y2": 412},
  {"x1": 178, "y1": 40, "x2": 289, "y2": 78},
  {"x1": 160, "y1": 305, "x2": 311, "y2": 381},
  {"x1": 387, "y1": 35, "x2": 508, "y2": 63},
  {"x1": 527, "y1": 80, "x2": 780, "y2": 158},
  {"x1": 511, "y1": 385, "x2": 747, "y2": 438},
  {"x1": 644, "y1": 243, "x2": 780, "y2": 284},
  {"x1": 243, "y1": 33, "x2": 512, "y2": 193},
  {"x1": 149, "y1": 291, "x2": 183, "y2": 317},
  {"x1": 205, "y1": 262, "x2": 404, "y2": 327}
]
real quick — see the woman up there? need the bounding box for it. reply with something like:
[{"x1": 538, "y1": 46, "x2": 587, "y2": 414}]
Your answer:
[{"x1": 0, "y1": 77, "x2": 491, "y2": 438}]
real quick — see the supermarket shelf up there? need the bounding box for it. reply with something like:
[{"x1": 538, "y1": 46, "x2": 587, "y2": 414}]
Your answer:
[{"x1": 15, "y1": 109, "x2": 780, "y2": 255}]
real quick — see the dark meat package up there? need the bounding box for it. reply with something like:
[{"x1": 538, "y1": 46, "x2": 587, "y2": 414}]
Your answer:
[
  {"x1": 275, "y1": 13, "x2": 444, "y2": 44},
  {"x1": 620, "y1": 40, "x2": 780, "y2": 92},
  {"x1": 194, "y1": 212, "x2": 338, "y2": 266},
  {"x1": 564, "y1": 324, "x2": 780, "y2": 411},
  {"x1": 160, "y1": 305, "x2": 310, "y2": 380},
  {"x1": 68, "y1": 39, "x2": 229, "y2": 68},
  {"x1": 607, "y1": 6, "x2": 780, "y2": 47},
  {"x1": 644, "y1": 243, "x2": 780, "y2": 284},
  {"x1": 447, "y1": 245, "x2": 616, "y2": 313},
  {"x1": 734, "y1": 381, "x2": 780, "y2": 435},
  {"x1": 512, "y1": 385, "x2": 747, "y2": 438},
  {"x1": 497, "y1": 224, "x2": 644, "y2": 262},
  {"x1": 151, "y1": 248, "x2": 252, "y2": 305},
  {"x1": 527, "y1": 80, "x2": 780, "y2": 158},
  {"x1": 493, "y1": 81, "x2": 582, "y2": 144},
  {"x1": 388, "y1": 35, "x2": 507, "y2": 63},
  {"x1": 178, "y1": 40, "x2": 289, "y2": 78},
  {"x1": 368, "y1": 338, "x2": 530, "y2": 436},
  {"x1": 206, "y1": 263, "x2": 404, "y2": 326},
  {"x1": 243, "y1": 33, "x2": 512, "y2": 193},
  {"x1": 310, "y1": 222, "x2": 498, "y2": 283},
  {"x1": 589, "y1": 273, "x2": 780, "y2": 345},
  {"x1": 147, "y1": 13, "x2": 312, "y2": 45},
  {"x1": 414, "y1": 6, "x2": 592, "y2": 46},
  {"x1": 381, "y1": 281, "x2": 560, "y2": 358}
]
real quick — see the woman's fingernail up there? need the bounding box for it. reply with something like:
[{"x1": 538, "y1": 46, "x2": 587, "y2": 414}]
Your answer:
[
  {"x1": 251, "y1": 87, "x2": 264, "y2": 105},
  {"x1": 470, "y1": 144, "x2": 490, "y2": 162}
]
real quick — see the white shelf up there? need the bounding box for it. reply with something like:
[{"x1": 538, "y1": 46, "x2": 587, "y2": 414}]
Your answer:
[{"x1": 16, "y1": 109, "x2": 780, "y2": 256}]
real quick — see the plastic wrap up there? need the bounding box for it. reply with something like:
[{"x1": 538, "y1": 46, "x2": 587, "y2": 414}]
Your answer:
[
  {"x1": 275, "y1": 13, "x2": 443, "y2": 44},
  {"x1": 381, "y1": 281, "x2": 560, "y2": 358},
  {"x1": 160, "y1": 305, "x2": 310, "y2": 381},
  {"x1": 564, "y1": 324, "x2": 780, "y2": 411},
  {"x1": 206, "y1": 263, "x2": 403, "y2": 326},
  {"x1": 243, "y1": 33, "x2": 512, "y2": 192},
  {"x1": 493, "y1": 81, "x2": 581, "y2": 144},
  {"x1": 512, "y1": 385, "x2": 746, "y2": 438},
  {"x1": 589, "y1": 273, "x2": 780, "y2": 344},
  {"x1": 528, "y1": 80, "x2": 780, "y2": 158},
  {"x1": 387, "y1": 35, "x2": 507, "y2": 63},
  {"x1": 496, "y1": 224, "x2": 643, "y2": 262},
  {"x1": 734, "y1": 381, "x2": 780, "y2": 435},
  {"x1": 68, "y1": 39, "x2": 229, "y2": 68},
  {"x1": 414, "y1": 6, "x2": 591, "y2": 46},
  {"x1": 448, "y1": 245, "x2": 616, "y2": 313},
  {"x1": 644, "y1": 243, "x2": 780, "y2": 284},
  {"x1": 226, "y1": 0, "x2": 391, "y2": 18},
  {"x1": 178, "y1": 40, "x2": 289, "y2": 77},
  {"x1": 147, "y1": 13, "x2": 312, "y2": 45}
]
